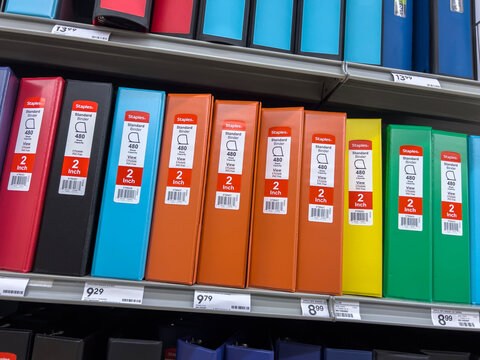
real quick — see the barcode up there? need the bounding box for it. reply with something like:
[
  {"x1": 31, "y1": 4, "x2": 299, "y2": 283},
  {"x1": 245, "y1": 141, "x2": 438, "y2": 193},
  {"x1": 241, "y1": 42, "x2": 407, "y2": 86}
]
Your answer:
[
  {"x1": 167, "y1": 190, "x2": 187, "y2": 203},
  {"x1": 116, "y1": 188, "x2": 138, "y2": 200},
  {"x1": 10, "y1": 175, "x2": 27, "y2": 186},
  {"x1": 459, "y1": 322, "x2": 475, "y2": 328},
  {"x1": 310, "y1": 207, "x2": 332, "y2": 220},
  {"x1": 350, "y1": 212, "x2": 369, "y2": 222},
  {"x1": 444, "y1": 222, "x2": 460, "y2": 232},
  {"x1": 2, "y1": 290, "x2": 23, "y2": 295},
  {"x1": 231, "y1": 305, "x2": 250, "y2": 310},
  {"x1": 121, "y1": 298, "x2": 141, "y2": 303},
  {"x1": 336, "y1": 312, "x2": 354, "y2": 318},
  {"x1": 265, "y1": 200, "x2": 285, "y2": 213},
  {"x1": 215, "y1": 193, "x2": 240, "y2": 210},
  {"x1": 217, "y1": 195, "x2": 236, "y2": 207},
  {"x1": 61, "y1": 179, "x2": 84, "y2": 192}
]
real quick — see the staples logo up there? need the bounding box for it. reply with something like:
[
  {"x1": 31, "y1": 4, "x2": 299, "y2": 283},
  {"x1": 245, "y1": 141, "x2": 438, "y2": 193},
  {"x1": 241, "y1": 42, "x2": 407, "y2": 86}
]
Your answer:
[
  {"x1": 125, "y1": 111, "x2": 150, "y2": 123},
  {"x1": 226, "y1": 123, "x2": 242, "y2": 129},
  {"x1": 441, "y1": 151, "x2": 461, "y2": 162},
  {"x1": 75, "y1": 104, "x2": 93, "y2": 110},
  {"x1": 27, "y1": 101, "x2": 42, "y2": 106},
  {"x1": 272, "y1": 130, "x2": 288, "y2": 135}
]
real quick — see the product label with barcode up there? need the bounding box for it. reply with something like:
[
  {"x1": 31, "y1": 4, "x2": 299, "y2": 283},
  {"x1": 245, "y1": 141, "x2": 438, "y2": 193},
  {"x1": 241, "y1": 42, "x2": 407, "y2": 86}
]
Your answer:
[
  {"x1": 215, "y1": 120, "x2": 246, "y2": 210},
  {"x1": 8, "y1": 97, "x2": 45, "y2": 192},
  {"x1": 309, "y1": 134, "x2": 336, "y2": 223},
  {"x1": 450, "y1": 0, "x2": 463, "y2": 13},
  {"x1": 0, "y1": 277, "x2": 29, "y2": 298},
  {"x1": 398, "y1": 145, "x2": 423, "y2": 231},
  {"x1": 193, "y1": 290, "x2": 251, "y2": 313},
  {"x1": 334, "y1": 300, "x2": 361, "y2": 320},
  {"x1": 114, "y1": 111, "x2": 150, "y2": 204},
  {"x1": 431, "y1": 308, "x2": 479, "y2": 328},
  {"x1": 348, "y1": 140, "x2": 373, "y2": 226},
  {"x1": 264, "y1": 127, "x2": 291, "y2": 215},
  {"x1": 441, "y1": 151, "x2": 463, "y2": 236},
  {"x1": 165, "y1": 114, "x2": 198, "y2": 206},
  {"x1": 58, "y1": 100, "x2": 98, "y2": 196},
  {"x1": 394, "y1": 0, "x2": 407, "y2": 17},
  {"x1": 0, "y1": 353, "x2": 16, "y2": 360}
]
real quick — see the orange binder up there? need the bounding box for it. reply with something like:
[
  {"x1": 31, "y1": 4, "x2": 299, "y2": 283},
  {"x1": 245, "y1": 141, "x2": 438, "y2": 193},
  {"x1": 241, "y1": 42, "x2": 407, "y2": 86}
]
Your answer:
[
  {"x1": 146, "y1": 94, "x2": 213, "y2": 284},
  {"x1": 196, "y1": 100, "x2": 261, "y2": 288},
  {"x1": 296, "y1": 111, "x2": 346, "y2": 295},
  {"x1": 248, "y1": 107, "x2": 304, "y2": 292}
]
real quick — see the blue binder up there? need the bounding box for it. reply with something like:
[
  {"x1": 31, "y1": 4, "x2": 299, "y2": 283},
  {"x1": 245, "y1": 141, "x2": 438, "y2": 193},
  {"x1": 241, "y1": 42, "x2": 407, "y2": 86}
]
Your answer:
[
  {"x1": 276, "y1": 340, "x2": 321, "y2": 360},
  {"x1": 325, "y1": 349, "x2": 372, "y2": 360},
  {"x1": 91, "y1": 88, "x2": 165, "y2": 280},
  {"x1": 250, "y1": 0, "x2": 296, "y2": 52},
  {"x1": 5, "y1": 0, "x2": 62, "y2": 19},
  {"x1": 176, "y1": 338, "x2": 225, "y2": 360},
  {"x1": 0, "y1": 67, "x2": 18, "y2": 176},
  {"x1": 296, "y1": 0, "x2": 344, "y2": 59},
  {"x1": 225, "y1": 339, "x2": 274, "y2": 360},
  {"x1": 469, "y1": 135, "x2": 480, "y2": 304}
]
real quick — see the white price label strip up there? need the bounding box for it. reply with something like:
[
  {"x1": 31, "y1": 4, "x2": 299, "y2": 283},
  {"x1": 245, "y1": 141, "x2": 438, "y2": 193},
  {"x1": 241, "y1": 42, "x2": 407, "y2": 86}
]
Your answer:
[
  {"x1": 0, "y1": 277, "x2": 29, "y2": 297},
  {"x1": 334, "y1": 300, "x2": 361, "y2": 320},
  {"x1": 431, "y1": 308, "x2": 480, "y2": 329},
  {"x1": 81, "y1": 283, "x2": 144, "y2": 305},
  {"x1": 392, "y1": 73, "x2": 441, "y2": 89},
  {"x1": 301, "y1": 299, "x2": 330, "y2": 318},
  {"x1": 193, "y1": 291, "x2": 251, "y2": 313},
  {"x1": 52, "y1": 25, "x2": 111, "y2": 41}
]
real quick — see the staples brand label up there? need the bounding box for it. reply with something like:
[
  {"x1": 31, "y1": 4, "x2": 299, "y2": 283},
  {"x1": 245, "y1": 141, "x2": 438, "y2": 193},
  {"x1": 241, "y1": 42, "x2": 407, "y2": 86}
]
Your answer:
[
  {"x1": 0, "y1": 353, "x2": 16, "y2": 360},
  {"x1": 441, "y1": 151, "x2": 463, "y2": 236}
]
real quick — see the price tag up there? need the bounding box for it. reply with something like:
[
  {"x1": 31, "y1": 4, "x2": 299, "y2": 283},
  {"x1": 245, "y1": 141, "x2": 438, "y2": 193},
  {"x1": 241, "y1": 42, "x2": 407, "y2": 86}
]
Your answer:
[
  {"x1": 334, "y1": 300, "x2": 361, "y2": 320},
  {"x1": 301, "y1": 299, "x2": 330, "y2": 318},
  {"x1": 52, "y1": 25, "x2": 111, "y2": 41},
  {"x1": 81, "y1": 283, "x2": 144, "y2": 305},
  {"x1": 431, "y1": 308, "x2": 480, "y2": 329},
  {"x1": 193, "y1": 290, "x2": 251, "y2": 313},
  {"x1": 0, "y1": 277, "x2": 29, "y2": 297},
  {"x1": 392, "y1": 73, "x2": 441, "y2": 89}
]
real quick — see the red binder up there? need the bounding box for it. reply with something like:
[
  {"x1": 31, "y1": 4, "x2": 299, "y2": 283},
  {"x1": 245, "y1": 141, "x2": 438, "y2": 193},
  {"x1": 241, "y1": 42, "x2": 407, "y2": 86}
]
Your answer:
[
  {"x1": 0, "y1": 77, "x2": 64, "y2": 272},
  {"x1": 151, "y1": 0, "x2": 198, "y2": 38}
]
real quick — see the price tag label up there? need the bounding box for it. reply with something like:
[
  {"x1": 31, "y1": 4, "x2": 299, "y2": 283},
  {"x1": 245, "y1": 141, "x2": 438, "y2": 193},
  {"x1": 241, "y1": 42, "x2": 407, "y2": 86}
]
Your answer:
[
  {"x1": 81, "y1": 283, "x2": 144, "y2": 305},
  {"x1": 301, "y1": 299, "x2": 330, "y2": 318},
  {"x1": 193, "y1": 291, "x2": 251, "y2": 313},
  {"x1": 52, "y1": 25, "x2": 111, "y2": 41},
  {"x1": 0, "y1": 277, "x2": 29, "y2": 297},
  {"x1": 334, "y1": 300, "x2": 361, "y2": 320},
  {"x1": 431, "y1": 308, "x2": 480, "y2": 329},
  {"x1": 392, "y1": 73, "x2": 441, "y2": 89}
]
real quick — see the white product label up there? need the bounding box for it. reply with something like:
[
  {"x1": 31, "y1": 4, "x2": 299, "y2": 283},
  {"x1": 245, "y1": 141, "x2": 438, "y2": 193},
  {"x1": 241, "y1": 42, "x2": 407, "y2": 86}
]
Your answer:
[
  {"x1": 431, "y1": 308, "x2": 480, "y2": 329},
  {"x1": 334, "y1": 300, "x2": 361, "y2": 320},
  {"x1": 348, "y1": 140, "x2": 373, "y2": 226},
  {"x1": 394, "y1": 0, "x2": 407, "y2": 18},
  {"x1": 450, "y1": 0, "x2": 464, "y2": 13},
  {"x1": 398, "y1": 145, "x2": 424, "y2": 231},
  {"x1": 215, "y1": 120, "x2": 246, "y2": 210},
  {"x1": 309, "y1": 134, "x2": 336, "y2": 223},
  {"x1": 8, "y1": 97, "x2": 45, "y2": 192},
  {"x1": 81, "y1": 282, "x2": 144, "y2": 304},
  {"x1": 441, "y1": 152, "x2": 463, "y2": 236},
  {"x1": 0, "y1": 277, "x2": 29, "y2": 297},
  {"x1": 193, "y1": 290, "x2": 251, "y2": 313},
  {"x1": 165, "y1": 114, "x2": 198, "y2": 206},
  {"x1": 114, "y1": 111, "x2": 150, "y2": 204},
  {"x1": 58, "y1": 100, "x2": 98, "y2": 196},
  {"x1": 263, "y1": 127, "x2": 291, "y2": 215},
  {"x1": 392, "y1": 73, "x2": 441, "y2": 89},
  {"x1": 52, "y1": 25, "x2": 111, "y2": 41},
  {"x1": 301, "y1": 299, "x2": 330, "y2": 318}
]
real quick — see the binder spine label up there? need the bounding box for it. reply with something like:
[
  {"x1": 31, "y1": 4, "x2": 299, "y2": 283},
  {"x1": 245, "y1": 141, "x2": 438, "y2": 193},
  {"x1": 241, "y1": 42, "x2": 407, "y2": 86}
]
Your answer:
[
  {"x1": 58, "y1": 100, "x2": 98, "y2": 196},
  {"x1": 348, "y1": 140, "x2": 373, "y2": 226},
  {"x1": 0, "y1": 353, "x2": 16, "y2": 360},
  {"x1": 394, "y1": 0, "x2": 407, "y2": 18},
  {"x1": 450, "y1": 0, "x2": 463, "y2": 13},
  {"x1": 114, "y1": 111, "x2": 150, "y2": 204},
  {"x1": 398, "y1": 145, "x2": 423, "y2": 231},
  {"x1": 215, "y1": 120, "x2": 246, "y2": 211},
  {"x1": 441, "y1": 151, "x2": 463, "y2": 236},
  {"x1": 308, "y1": 134, "x2": 336, "y2": 223},
  {"x1": 8, "y1": 97, "x2": 46, "y2": 192},
  {"x1": 165, "y1": 114, "x2": 198, "y2": 206},
  {"x1": 263, "y1": 127, "x2": 292, "y2": 215}
]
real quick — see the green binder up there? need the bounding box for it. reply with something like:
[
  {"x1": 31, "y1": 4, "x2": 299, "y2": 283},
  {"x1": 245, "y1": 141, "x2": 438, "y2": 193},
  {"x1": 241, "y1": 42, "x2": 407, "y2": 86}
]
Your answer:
[
  {"x1": 432, "y1": 130, "x2": 470, "y2": 303},
  {"x1": 384, "y1": 125, "x2": 432, "y2": 301}
]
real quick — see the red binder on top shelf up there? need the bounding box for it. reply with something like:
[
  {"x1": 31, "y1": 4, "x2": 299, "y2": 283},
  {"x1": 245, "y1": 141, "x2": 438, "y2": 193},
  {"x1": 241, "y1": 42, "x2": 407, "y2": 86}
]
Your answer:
[
  {"x1": 0, "y1": 77, "x2": 65, "y2": 273},
  {"x1": 151, "y1": 0, "x2": 199, "y2": 38}
]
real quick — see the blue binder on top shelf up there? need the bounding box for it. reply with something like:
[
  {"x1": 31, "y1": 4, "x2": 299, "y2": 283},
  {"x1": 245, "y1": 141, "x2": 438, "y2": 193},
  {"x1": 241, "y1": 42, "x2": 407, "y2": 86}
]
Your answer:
[
  {"x1": 325, "y1": 349, "x2": 372, "y2": 360},
  {"x1": 91, "y1": 87, "x2": 165, "y2": 281},
  {"x1": 176, "y1": 338, "x2": 225, "y2": 360},
  {"x1": 276, "y1": 340, "x2": 322, "y2": 360},
  {"x1": 469, "y1": 136, "x2": 480, "y2": 304},
  {"x1": 383, "y1": 0, "x2": 413, "y2": 70},
  {"x1": 5, "y1": 0, "x2": 72, "y2": 19}
]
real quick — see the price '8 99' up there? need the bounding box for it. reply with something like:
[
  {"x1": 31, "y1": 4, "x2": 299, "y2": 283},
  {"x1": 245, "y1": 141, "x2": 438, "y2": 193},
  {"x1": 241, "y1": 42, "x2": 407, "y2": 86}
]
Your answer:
[{"x1": 438, "y1": 314, "x2": 453, "y2": 325}]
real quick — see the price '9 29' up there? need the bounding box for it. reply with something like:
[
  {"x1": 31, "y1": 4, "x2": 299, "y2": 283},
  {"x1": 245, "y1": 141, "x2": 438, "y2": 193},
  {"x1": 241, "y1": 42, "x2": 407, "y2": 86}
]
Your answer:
[
  {"x1": 86, "y1": 287, "x2": 104, "y2": 297},
  {"x1": 197, "y1": 294, "x2": 213, "y2": 304}
]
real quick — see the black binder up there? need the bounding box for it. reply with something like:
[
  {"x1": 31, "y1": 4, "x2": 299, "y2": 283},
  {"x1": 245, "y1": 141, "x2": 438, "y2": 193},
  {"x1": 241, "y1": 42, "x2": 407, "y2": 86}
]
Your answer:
[
  {"x1": 0, "y1": 327, "x2": 33, "y2": 360},
  {"x1": 107, "y1": 338, "x2": 163, "y2": 360}
]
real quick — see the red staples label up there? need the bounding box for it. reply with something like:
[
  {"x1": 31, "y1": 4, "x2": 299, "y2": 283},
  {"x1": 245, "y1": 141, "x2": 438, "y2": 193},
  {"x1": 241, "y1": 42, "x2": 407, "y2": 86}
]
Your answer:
[
  {"x1": 441, "y1": 151, "x2": 463, "y2": 236},
  {"x1": 0, "y1": 353, "x2": 16, "y2": 360},
  {"x1": 164, "y1": 348, "x2": 176, "y2": 360}
]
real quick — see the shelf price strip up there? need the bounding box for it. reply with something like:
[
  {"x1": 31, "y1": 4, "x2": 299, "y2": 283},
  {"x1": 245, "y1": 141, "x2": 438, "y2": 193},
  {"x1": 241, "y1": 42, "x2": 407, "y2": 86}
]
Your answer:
[
  {"x1": 431, "y1": 308, "x2": 480, "y2": 329},
  {"x1": 193, "y1": 290, "x2": 251, "y2": 313},
  {"x1": 334, "y1": 300, "x2": 361, "y2": 320},
  {"x1": 301, "y1": 299, "x2": 330, "y2": 318},
  {"x1": 81, "y1": 282, "x2": 144, "y2": 305},
  {"x1": 0, "y1": 277, "x2": 29, "y2": 297}
]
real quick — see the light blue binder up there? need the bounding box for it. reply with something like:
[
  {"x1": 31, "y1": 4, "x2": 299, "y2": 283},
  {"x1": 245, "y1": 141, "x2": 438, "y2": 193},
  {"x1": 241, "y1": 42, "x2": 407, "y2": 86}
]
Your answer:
[
  {"x1": 469, "y1": 136, "x2": 480, "y2": 304},
  {"x1": 91, "y1": 87, "x2": 165, "y2": 280},
  {"x1": 200, "y1": 0, "x2": 248, "y2": 44},
  {"x1": 5, "y1": 0, "x2": 61, "y2": 19}
]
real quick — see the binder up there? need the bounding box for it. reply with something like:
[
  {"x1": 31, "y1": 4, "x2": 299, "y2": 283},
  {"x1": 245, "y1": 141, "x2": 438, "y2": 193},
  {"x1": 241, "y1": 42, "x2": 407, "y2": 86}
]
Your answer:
[
  {"x1": 276, "y1": 340, "x2": 321, "y2": 360},
  {"x1": 93, "y1": 0, "x2": 154, "y2": 31},
  {"x1": 0, "y1": 67, "x2": 18, "y2": 176},
  {"x1": 325, "y1": 349, "x2": 372, "y2": 360},
  {"x1": 296, "y1": 111, "x2": 346, "y2": 295},
  {"x1": 146, "y1": 94, "x2": 213, "y2": 285},
  {"x1": 248, "y1": 107, "x2": 304, "y2": 292},
  {"x1": 151, "y1": 0, "x2": 199, "y2": 38},
  {"x1": 197, "y1": 0, "x2": 250, "y2": 46},
  {"x1": 225, "y1": 342, "x2": 274, "y2": 360},
  {"x1": 176, "y1": 338, "x2": 225, "y2": 360},
  {"x1": 91, "y1": 87, "x2": 165, "y2": 281},
  {"x1": 374, "y1": 351, "x2": 429, "y2": 360},
  {"x1": 383, "y1": 125, "x2": 433, "y2": 302},
  {"x1": 469, "y1": 135, "x2": 480, "y2": 304},
  {"x1": 0, "y1": 328, "x2": 33, "y2": 360},
  {"x1": 296, "y1": 0, "x2": 344, "y2": 59},
  {"x1": 33, "y1": 80, "x2": 113, "y2": 276},
  {"x1": 196, "y1": 100, "x2": 260, "y2": 288},
  {"x1": 432, "y1": 130, "x2": 470, "y2": 303},
  {"x1": 249, "y1": 0, "x2": 296, "y2": 52},
  {"x1": 0, "y1": 77, "x2": 64, "y2": 273},
  {"x1": 421, "y1": 350, "x2": 471, "y2": 360},
  {"x1": 107, "y1": 338, "x2": 163, "y2": 360},
  {"x1": 5, "y1": 0, "x2": 72, "y2": 19},
  {"x1": 475, "y1": 1, "x2": 480, "y2": 79},
  {"x1": 343, "y1": 118, "x2": 382, "y2": 297},
  {"x1": 31, "y1": 331, "x2": 103, "y2": 360}
]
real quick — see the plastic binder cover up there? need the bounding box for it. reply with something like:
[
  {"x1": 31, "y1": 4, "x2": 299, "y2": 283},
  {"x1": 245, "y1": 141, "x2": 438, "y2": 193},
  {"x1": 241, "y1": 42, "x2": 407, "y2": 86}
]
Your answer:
[
  {"x1": 248, "y1": 108, "x2": 304, "y2": 292},
  {"x1": 374, "y1": 351, "x2": 429, "y2": 360},
  {"x1": 225, "y1": 334, "x2": 274, "y2": 360},
  {"x1": 325, "y1": 349, "x2": 372, "y2": 360},
  {"x1": 296, "y1": 111, "x2": 346, "y2": 295},
  {"x1": 0, "y1": 77, "x2": 64, "y2": 273},
  {"x1": 5, "y1": 0, "x2": 72, "y2": 19},
  {"x1": 0, "y1": 67, "x2": 19, "y2": 176},
  {"x1": 432, "y1": 130, "x2": 470, "y2": 303},
  {"x1": 343, "y1": 118, "x2": 382, "y2": 297},
  {"x1": 276, "y1": 340, "x2": 321, "y2": 360},
  {"x1": 383, "y1": 125, "x2": 432, "y2": 302},
  {"x1": 91, "y1": 87, "x2": 165, "y2": 280},
  {"x1": 177, "y1": 337, "x2": 225, "y2": 360},
  {"x1": 0, "y1": 327, "x2": 33, "y2": 360},
  {"x1": 34, "y1": 80, "x2": 113, "y2": 276},
  {"x1": 93, "y1": 0, "x2": 154, "y2": 31},
  {"x1": 151, "y1": 0, "x2": 199, "y2": 38},
  {"x1": 147, "y1": 94, "x2": 213, "y2": 285},
  {"x1": 469, "y1": 135, "x2": 480, "y2": 304},
  {"x1": 196, "y1": 100, "x2": 260, "y2": 288},
  {"x1": 107, "y1": 338, "x2": 163, "y2": 360}
]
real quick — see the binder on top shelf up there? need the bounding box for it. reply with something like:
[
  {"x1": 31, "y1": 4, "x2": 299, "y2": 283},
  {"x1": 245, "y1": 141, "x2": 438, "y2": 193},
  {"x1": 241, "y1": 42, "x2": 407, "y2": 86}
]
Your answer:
[
  {"x1": 475, "y1": 1, "x2": 480, "y2": 79},
  {"x1": 295, "y1": 0, "x2": 345, "y2": 59},
  {"x1": 151, "y1": 0, "x2": 199, "y2": 38},
  {"x1": 343, "y1": 118, "x2": 382, "y2": 297},
  {"x1": 432, "y1": 130, "x2": 470, "y2": 303},
  {"x1": 421, "y1": 350, "x2": 472, "y2": 360},
  {"x1": 374, "y1": 351, "x2": 429, "y2": 360},
  {"x1": 248, "y1": 107, "x2": 304, "y2": 292},
  {"x1": 383, "y1": 125, "x2": 432, "y2": 302},
  {"x1": 107, "y1": 338, "x2": 163, "y2": 360},
  {"x1": 33, "y1": 80, "x2": 113, "y2": 276},
  {"x1": 0, "y1": 77, "x2": 64, "y2": 273},
  {"x1": 276, "y1": 340, "x2": 321, "y2": 360},
  {"x1": 146, "y1": 94, "x2": 213, "y2": 285},
  {"x1": 93, "y1": 0, "x2": 154, "y2": 31},
  {"x1": 5, "y1": 0, "x2": 73, "y2": 19},
  {"x1": 469, "y1": 135, "x2": 480, "y2": 304},
  {"x1": 196, "y1": 100, "x2": 260, "y2": 288},
  {"x1": 296, "y1": 111, "x2": 346, "y2": 295},
  {"x1": 325, "y1": 349, "x2": 372, "y2": 360},
  {"x1": 0, "y1": 67, "x2": 19, "y2": 175},
  {"x1": 176, "y1": 337, "x2": 225, "y2": 360},
  {"x1": 91, "y1": 87, "x2": 165, "y2": 281},
  {"x1": 0, "y1": 327, "x2": 33, "y2": 360}
]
